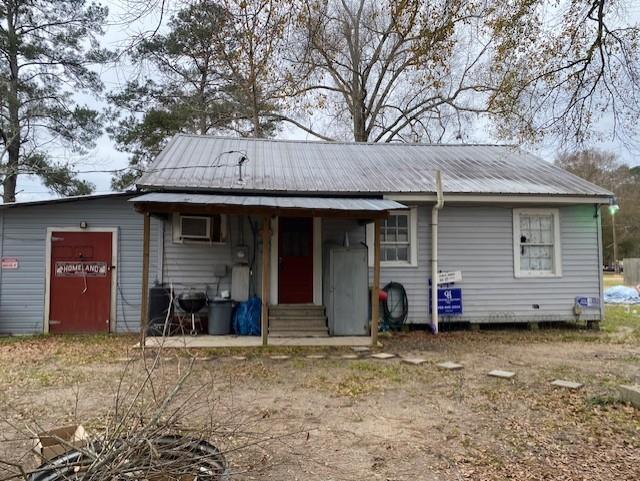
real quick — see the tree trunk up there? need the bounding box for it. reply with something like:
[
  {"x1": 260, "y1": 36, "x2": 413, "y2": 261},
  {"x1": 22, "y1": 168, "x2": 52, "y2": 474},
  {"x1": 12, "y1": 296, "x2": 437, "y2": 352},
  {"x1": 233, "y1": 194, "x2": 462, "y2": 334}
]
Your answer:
[
  {"x1": 3, "y1": 1, "x2": 20, "y2": 203},
  {"x1": 251, "y1": 82, "x2": 262, "y2": 138}
]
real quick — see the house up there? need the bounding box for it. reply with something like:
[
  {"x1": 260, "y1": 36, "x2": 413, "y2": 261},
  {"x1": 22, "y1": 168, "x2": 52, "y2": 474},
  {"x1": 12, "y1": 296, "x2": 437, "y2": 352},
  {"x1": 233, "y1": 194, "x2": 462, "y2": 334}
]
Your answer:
[{"x1": 0, "y1": 135, "x2": 614, "y2": 343}]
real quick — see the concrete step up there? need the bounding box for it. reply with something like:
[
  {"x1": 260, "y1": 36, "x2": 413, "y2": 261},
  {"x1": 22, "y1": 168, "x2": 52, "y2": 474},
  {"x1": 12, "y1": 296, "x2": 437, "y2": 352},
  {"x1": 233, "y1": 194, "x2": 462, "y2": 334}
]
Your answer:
[
  {"x1": 269, "y1": 324, "x2": 328, "y2": 332},
  {"x1": 269, "y1": 314, "x2": 326, "y2": 322},
  {"x1": 270, "y1": 304, "x2": 326, "y2": 317},
  {"x1": 269, "y1": 318, "x2": 327, "y2": 329},
  {"x1": 269, "y1": 330, "x2": 330, "y2": 338}
]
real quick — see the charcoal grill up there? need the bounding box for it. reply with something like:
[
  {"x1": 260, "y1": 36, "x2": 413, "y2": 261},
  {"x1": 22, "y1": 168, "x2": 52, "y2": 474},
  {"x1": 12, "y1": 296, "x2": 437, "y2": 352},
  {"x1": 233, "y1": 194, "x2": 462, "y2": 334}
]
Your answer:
[{"x1": 177, "y1": 291, "x2": 207, "y2": 335}]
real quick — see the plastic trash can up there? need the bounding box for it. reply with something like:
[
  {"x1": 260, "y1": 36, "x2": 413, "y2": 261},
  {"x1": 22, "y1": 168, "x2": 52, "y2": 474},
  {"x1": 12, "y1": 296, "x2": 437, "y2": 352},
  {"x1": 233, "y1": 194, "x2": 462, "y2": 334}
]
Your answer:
[{"x1": 208, "y1": 300, "x2": 233, "y2": 335}]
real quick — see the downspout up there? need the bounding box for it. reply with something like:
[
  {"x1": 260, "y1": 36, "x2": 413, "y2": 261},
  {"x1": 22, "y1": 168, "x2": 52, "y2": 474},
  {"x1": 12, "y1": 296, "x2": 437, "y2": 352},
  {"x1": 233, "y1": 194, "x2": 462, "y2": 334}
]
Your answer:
[{"x1": 431, "y1": 170, "x2": 444, "y2": 334}]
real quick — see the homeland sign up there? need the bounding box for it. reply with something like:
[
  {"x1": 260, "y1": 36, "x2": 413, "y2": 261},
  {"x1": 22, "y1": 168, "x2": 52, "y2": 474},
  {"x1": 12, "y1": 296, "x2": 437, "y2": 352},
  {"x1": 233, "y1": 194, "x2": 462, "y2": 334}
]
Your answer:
[{"x1": 55, "y1": 261, "x2": 108, "y2": 277}]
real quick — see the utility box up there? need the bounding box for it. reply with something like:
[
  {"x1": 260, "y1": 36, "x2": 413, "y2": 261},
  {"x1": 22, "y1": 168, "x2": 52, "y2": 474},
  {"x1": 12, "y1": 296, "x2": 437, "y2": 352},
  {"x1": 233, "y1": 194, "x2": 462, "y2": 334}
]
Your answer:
[
  {"x1": 324, "y1": 245, "x2": 368, "y2": 336},
  {"x1": 231, "y1": 265, "x2": 250, "y2": 302}
]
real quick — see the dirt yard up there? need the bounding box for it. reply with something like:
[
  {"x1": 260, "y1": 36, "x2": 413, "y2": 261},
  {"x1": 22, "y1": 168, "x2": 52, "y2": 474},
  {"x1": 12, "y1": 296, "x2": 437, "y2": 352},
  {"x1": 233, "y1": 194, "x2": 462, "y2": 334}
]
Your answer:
[{"x1": 1, "y1": 311, "x2": 639, "y2": 480}]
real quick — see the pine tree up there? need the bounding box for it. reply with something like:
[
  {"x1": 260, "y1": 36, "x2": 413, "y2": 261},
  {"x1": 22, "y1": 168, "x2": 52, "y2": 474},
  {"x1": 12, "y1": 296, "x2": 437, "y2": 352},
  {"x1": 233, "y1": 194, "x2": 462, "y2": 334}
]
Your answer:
[{"x1": 0, "y1": 0, "x2": 110, "y2": 202}]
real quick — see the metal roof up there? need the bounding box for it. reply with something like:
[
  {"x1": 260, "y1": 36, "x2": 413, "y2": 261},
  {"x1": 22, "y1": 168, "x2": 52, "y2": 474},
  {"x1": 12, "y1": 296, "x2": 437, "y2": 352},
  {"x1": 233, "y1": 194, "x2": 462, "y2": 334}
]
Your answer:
[
  {"x1": 136, "y1": 134, "x2": 614, "y2": 198},
  {"x1": 0, "y1": 192, "x2": 134, "y2": 209},
  {"x1": 130, "y1": 193, "x2": 406, "y2": 212}
]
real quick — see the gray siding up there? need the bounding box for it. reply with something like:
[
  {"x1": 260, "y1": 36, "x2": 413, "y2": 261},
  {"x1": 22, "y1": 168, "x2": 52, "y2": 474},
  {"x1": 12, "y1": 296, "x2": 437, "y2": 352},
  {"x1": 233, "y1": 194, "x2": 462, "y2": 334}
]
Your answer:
[
  {"x1": 161, "y1": 215, "x2": 262, "y2": 299},
  {"x1": 436, "y1": 204, "x2": 601, "y2": 323},
  {"x1": 0, "y1": 197, "x2": 159, "y2": 334},
  {"x1": 321, "y1": 204, "x2": 601, "y2": 324},
  {"x1": 321, "y1": 209, "x2": 431, "y2": 323},
  {"x1": 0, "y1": 198, "x2": 603, "y2": 335}
]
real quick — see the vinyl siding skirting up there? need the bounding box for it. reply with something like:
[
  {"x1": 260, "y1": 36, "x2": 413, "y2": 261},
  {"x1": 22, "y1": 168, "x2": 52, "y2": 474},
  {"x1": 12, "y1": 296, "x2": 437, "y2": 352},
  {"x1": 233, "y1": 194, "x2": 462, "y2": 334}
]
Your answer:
[{"x1": 0, "y1": 197, "x2": 603, "y2": 335}]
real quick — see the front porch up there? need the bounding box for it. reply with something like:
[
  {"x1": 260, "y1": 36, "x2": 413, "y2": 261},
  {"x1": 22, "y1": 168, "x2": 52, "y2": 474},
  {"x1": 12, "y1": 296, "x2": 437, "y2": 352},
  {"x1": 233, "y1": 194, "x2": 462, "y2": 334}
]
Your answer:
[
  {"x1": 140, "y1": 334, "x2": 373, "y2": 348},
  {"x1": 132, "y1": 193, "x2": 404, "y2": 346}
]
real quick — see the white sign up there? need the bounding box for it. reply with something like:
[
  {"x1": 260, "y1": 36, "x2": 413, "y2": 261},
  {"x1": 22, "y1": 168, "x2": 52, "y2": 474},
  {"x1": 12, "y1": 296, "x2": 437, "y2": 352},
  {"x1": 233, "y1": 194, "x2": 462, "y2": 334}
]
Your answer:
[
  {"x1": 437, "y1": 270, "x2": 462, "y2": 285},
  {"x1": 1, "y1": 258, "x2": 18, "y2": 269},
  {"x1": 55, "y1": 261, "x2": 108, "y2": 277}
]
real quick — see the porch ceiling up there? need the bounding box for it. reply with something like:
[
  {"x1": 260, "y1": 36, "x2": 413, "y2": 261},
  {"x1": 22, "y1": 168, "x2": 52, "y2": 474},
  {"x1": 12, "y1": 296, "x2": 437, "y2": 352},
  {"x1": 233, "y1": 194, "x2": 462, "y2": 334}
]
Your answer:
[{"x1": 130, "y1": 192, "x2": 405, "y2": 218}]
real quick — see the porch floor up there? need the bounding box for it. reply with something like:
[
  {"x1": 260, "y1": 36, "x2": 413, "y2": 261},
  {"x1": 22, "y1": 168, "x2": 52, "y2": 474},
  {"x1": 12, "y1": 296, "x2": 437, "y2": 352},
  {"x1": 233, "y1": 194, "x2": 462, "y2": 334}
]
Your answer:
[{"x1": 139, "y1": 335, "x2": 372, "y2": 348}]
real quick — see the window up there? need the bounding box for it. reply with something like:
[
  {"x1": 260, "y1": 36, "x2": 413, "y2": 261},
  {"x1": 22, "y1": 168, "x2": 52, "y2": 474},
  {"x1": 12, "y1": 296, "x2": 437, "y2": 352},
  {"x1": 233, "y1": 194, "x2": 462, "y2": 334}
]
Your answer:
[
  {"x1": 381, "y1": 212, "x2": 410, "y2": 262},
  {"x1": 367, "y1": 206, "x2": 418, "y2": 266},
  {"x1": 513, "y1": 209, "x2": 561, "y2": 277},
  {"x1": 173, "y1": 214, "x2": 226, "y2": 244}
]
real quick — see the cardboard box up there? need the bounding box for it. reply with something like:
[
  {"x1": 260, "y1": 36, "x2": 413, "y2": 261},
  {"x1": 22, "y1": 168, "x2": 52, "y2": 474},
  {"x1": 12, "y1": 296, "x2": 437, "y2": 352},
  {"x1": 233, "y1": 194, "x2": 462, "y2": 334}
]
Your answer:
[{"x1": 34, "y1": 425, "x2": 88, "y2": 461}]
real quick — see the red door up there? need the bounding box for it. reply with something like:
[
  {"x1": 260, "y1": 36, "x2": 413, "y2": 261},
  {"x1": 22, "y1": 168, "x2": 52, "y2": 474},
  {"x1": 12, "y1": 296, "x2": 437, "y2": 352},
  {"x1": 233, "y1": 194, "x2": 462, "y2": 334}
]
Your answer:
[
  {"x1": 49, "y1": 232, "x2": 112, "y2": 333},
  {"x1": 278, "y1": 218, "x2": 313, "y2": 304}
]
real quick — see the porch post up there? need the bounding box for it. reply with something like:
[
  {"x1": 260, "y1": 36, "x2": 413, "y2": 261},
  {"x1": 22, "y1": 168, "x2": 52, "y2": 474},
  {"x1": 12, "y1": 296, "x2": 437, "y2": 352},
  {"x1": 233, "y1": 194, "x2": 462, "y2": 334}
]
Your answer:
[
  {"x1": 140, "y1": 211, "x2": 151, "y2": 345},
  {"x1": 260, "y1": 216, "x2": 271, "y2": 346},
  {"x1": 371, "y1": 218, "x2": 381, "y2": 346}
]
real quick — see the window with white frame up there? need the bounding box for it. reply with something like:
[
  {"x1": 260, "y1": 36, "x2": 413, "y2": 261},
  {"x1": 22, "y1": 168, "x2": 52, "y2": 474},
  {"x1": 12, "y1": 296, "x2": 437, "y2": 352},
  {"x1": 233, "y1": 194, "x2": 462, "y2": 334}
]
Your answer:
[
  {"x1": 173, "y1": 213, "x2": 227, "y2": 244},
  {"x1": 367, "y1": 207, "x2": 418, "y2": 266},
  {"x1": 381, "y1": 212, "x2": 410, "y2": 262},
  {"x1": 513, "y1": 209, "x2": 561, "y2": 277}
]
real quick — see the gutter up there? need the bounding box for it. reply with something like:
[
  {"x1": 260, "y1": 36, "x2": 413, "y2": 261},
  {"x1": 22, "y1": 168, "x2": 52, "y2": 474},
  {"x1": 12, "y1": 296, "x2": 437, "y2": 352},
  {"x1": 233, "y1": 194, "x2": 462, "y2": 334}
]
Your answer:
[{"x1": 431, "y1": 170, "x2": 444, "y2": 334}]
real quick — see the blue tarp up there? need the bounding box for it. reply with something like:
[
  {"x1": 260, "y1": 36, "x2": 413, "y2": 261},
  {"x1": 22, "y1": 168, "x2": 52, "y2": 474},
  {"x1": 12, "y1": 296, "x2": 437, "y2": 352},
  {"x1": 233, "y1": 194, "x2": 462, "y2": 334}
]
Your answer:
[
  {"x1": 232, "y1": 297, "x2": 261, "y2": 335},
  {"x1": 604, "y1": 286, "x2": 640, "y2": 304}
]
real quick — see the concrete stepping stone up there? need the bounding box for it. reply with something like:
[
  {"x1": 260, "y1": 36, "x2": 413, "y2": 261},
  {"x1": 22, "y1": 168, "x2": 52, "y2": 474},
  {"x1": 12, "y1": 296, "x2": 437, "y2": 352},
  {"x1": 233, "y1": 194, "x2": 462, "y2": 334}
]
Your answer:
[
  {"x1": 401, "y1": 357, "x2": 427, "y2": 366},
  {"x1": 351, "y1": 346, "x2": 370, "y2": 352},
  {"x1": 619, "y1": 384, "x2": 640, "y2": 408},
  {"x1": 194, "y1": 356, "x2": 213, "y2": 362},
  {"x1": 371, "y1": 352, "x2": 395, "y2": 360},
  {"x1": 488, "y1": 369, "x2": 515, "y2": 379},
  {"x1": 437, "y1": 361, "x2": 463, "y2": 371},
  {"x1": 551, "y1": 379, "x2": 583, "y2": 390},
  {"x1": 270, "y1": 355, "x2": 290, "y2": 360},
  {"x1": 231, "y1": 355, "x2": 247, "y2": 361},
  {"x1": 306, "y1": 354, "x2": 326, "y2": 359},
  {"x1": 341, "y1": 354, "x2": 360, "y2": 360}
]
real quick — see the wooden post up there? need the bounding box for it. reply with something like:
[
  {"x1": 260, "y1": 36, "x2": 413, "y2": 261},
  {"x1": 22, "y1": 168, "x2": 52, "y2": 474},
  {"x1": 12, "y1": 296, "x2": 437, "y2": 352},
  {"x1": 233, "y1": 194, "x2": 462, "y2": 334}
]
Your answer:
[
  {"x1": 140, "y1": 212, "x2": 151, "y2": 346},
  {"x1": 260, "y1": 216, "x2": 271, "y2": 346},
  {"x1": 371, "y1": 218, "x2": 381, "y2": 346}
]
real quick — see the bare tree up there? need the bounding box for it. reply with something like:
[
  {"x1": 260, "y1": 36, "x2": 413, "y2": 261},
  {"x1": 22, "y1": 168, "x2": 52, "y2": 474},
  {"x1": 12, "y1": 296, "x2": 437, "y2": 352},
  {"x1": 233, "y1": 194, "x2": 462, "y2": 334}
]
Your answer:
[
  {"x1": 556, "y1": 149, "x2": 640, "y2": 262},
  {"x1": 282, "y1": 0, "x2": 499, "y2": 142},
  {"x1": 215, "y1": 0, "x2": 296, "y2": 138},
  {"x1": 488, "y1": 0, "x2": 640, "y2": 148}
]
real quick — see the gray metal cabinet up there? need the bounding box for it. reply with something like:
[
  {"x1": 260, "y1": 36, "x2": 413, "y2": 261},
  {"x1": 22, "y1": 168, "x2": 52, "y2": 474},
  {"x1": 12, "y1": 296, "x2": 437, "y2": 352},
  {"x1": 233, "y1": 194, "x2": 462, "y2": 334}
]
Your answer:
[{"x1": 324, "y1": 246, "x2": 368, "y2": 336}]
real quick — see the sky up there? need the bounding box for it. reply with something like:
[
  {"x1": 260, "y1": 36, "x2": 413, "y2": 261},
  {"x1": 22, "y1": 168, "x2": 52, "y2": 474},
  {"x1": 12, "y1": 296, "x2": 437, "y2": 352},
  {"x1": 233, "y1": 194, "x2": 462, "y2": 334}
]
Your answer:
[{"x1": 12, "y1": 0, "x2": 639, "y2": 202}]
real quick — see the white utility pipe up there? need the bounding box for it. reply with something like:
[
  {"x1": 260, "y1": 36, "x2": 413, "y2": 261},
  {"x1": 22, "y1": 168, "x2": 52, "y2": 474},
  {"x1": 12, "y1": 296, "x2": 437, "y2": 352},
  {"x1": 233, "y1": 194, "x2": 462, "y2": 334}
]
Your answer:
[{"x1": 431, "y1": 170, "x2": 444, "y2": 334}]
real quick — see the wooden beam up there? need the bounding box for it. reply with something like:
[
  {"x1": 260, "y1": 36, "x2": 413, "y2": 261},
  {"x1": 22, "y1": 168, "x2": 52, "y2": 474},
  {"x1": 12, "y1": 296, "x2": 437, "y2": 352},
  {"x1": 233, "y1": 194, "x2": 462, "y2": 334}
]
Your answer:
[
  {"x1": 140, "y1": 212, "x2": 151, "y2": 346},
  {"x1": 260, "y1": 216, "x2": 271, "y2": 346},
  {"x1": 371, "y1": 218, "x2": 381, "y2": 346}
]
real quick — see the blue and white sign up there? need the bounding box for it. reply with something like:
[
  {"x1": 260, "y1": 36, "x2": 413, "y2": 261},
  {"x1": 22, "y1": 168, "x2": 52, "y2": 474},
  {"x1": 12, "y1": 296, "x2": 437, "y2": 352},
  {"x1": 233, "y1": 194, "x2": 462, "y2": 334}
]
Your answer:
[
  {"x1": 430, "y1": 287, "x2": 463, "y2": 315},
  {"x1": 575, "y1": 296, "x2": 600, "y2": 309}
]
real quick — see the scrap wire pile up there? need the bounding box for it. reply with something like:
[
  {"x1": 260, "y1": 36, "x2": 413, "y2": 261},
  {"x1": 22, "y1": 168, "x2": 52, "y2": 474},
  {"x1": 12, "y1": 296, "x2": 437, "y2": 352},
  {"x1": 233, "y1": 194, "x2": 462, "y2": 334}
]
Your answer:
[{"x1": 28, "y1": 435, "x2": 227, "y2": 481}]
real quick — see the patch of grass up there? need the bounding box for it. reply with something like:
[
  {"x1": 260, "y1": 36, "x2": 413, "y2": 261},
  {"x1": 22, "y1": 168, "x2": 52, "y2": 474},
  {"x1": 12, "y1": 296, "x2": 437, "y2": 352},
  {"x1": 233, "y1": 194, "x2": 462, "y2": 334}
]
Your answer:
[
  {"x1": 305, "y1": 360, "x2": 409, "y2": 398},
  {"x1": 0, "y1": 364, "x2": 88, "y2": 388},
  {"x1": 603, "y1": 273, "x2": 624, "y2": 289},
  {"x1": 601, "y1": 306, "x2": 640, "y2": 342},
  {"x1": 349, "y1": 360, "x2": 405, "y2": 382},
  {"x1": 585, "y1": 393, "x2": 620, "y2": 407}
]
